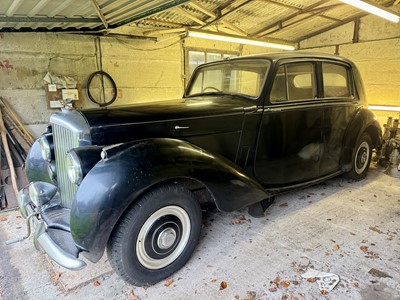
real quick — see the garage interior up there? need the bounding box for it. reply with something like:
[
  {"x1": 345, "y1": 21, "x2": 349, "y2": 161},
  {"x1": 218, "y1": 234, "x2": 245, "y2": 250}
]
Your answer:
[{"x1": 0, "y1": 0, "x2": 399, "y2": 299}]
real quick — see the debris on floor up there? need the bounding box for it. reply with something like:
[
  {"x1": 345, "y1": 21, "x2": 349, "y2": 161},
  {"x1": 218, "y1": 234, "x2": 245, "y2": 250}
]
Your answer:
[{"x1": 301, "y1": 269, "x2": 340, "y2": 293}]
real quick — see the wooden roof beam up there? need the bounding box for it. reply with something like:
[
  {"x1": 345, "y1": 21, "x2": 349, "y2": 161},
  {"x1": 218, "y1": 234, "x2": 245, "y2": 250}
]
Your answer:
[
  {"x1": 258, "y1": 5, "x2": 338, "y2": 37},
  {"x1": 251, "y1": 0, "x2": 332, "y2": 37},
  {"x1": 5, "y1": 0, "x2": 24, "y2": 17},
  {"x1": 177, "y1": 7, "x2": 206, "y2": 25},
  {"x1": 295, "y1": 12, "x2": 367, "y2": 43},
  {"x1": 296, "y1": 0, "x2": 396, "y2": 42},
  {"x1": 28, "y1": 0, "x2": 52, "y2": 17},
  {"x1": 188, "y1": 2, "x2": 248, "y2": 36},
  {"x1": 200, "y1": 0, "x2": 253, "y2": 29},
  {"x1": 91, "y1": 0, "x2": 109, "y2": 29}
]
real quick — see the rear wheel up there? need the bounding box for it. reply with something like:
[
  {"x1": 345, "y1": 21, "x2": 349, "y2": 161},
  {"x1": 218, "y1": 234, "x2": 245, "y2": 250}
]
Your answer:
[
  {"x1": 346, "y1": 133, "x2": 372, "y2": 180},
  {"x1": 107, "y1": 185, "x2": 202, "y2": 286}
]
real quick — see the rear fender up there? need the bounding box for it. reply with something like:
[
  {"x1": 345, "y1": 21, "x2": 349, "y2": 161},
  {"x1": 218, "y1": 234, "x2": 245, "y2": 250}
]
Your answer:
[
  {"x1": 341, "y1": 108, "x2": 381, "y2": 171},
  {"x1": 70, "y1": 138, "x2": 268, "y2": 262}
]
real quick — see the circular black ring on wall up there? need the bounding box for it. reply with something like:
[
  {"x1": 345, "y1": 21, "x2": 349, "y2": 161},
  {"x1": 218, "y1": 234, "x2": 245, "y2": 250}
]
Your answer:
[{"x1": 87, "y1": 71, "x2": 117, "y2": 107}]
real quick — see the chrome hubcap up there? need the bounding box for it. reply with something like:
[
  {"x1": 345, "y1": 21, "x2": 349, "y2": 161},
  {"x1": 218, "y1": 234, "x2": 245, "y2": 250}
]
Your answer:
[
  {"x1": 355, "y1": 141, "x2": 370, "y2": 174},
  {"x1": 136, "y1": 206, "x2": 191, "y2": 270},
  {"x1": 360, "y1": 152, "x2": 367, "y2": 165},
  {"x1": 157, "y1": 228, "x2": 177, "y2": 249}
]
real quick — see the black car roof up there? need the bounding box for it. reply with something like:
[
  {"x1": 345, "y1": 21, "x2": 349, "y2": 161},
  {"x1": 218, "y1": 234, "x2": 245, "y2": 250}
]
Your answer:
[{"x1": 220, "y1": 51, "x2": 354, "y2": 65}]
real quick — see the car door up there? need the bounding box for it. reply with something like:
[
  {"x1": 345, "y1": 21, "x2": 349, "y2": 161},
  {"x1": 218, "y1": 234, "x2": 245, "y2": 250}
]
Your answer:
[
  {"x1": 320, "y1": 61, "x2": 359, "y2": 175},
  {"x1": 254, "y1": 61, "x2": 324, "y2": 187}
]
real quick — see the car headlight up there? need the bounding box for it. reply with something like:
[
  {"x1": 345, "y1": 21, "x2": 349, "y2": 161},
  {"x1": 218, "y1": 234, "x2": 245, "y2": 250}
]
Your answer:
[
  {"x1": 28, "y1": 182, "x2": 57, "y2": 208},
  {"x1": 38, "y1": 134, "x2": 53, "y2": 161},
  {"x1": 66, "y1": 151, "x2": 83, "y2": 185}
]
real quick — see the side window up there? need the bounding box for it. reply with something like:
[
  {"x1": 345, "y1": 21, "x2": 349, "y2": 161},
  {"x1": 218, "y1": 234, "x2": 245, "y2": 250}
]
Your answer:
[
  {"x1": 322, "y1": 63, "x2": 352, "y2": 98},
  {"x1": 270, "y1": 65, "x2": 286, "y2": 101},
  {"x1": 270, "y1": 63, "x2": 316, "y2": 102}
]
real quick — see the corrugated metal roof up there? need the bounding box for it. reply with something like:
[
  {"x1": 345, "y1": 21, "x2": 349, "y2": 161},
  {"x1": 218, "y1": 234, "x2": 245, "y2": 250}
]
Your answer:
[{"x1": 0, "y1": 0, "x2": 398, "y2": 43}]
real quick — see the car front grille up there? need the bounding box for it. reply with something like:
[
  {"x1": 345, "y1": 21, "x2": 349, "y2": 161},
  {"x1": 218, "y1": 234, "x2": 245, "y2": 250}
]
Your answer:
[{"x1": 52, "y1": 123, "x2": 79, "y2": 208}]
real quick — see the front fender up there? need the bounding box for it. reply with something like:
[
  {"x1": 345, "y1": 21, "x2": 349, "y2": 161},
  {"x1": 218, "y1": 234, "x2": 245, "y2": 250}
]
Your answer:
[
  {"x1": 25, "y1": 139, "x2": 53, "y2": 183},
  {"x1": 341, "y1": 108, "x2": 381, "y2": 171},
  {"x1": 71, "y1": 138, "x2": 268, "y2": 262}
]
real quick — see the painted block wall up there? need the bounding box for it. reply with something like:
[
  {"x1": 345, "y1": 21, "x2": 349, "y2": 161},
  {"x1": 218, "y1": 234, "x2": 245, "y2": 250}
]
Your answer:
[
  {"x1": 0, "y1": 29, "x2": 277, "y2": 138},
  {"x1": 0, "y1": 31, "x2": 186, "y2": 136},
  {"x1": 299, "y1": 7, "x2": 400, "y2": 125}
]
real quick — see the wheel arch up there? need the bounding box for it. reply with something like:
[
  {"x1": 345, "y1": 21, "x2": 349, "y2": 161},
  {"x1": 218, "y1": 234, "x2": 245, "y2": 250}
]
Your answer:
[
  {"x1": 364, "y1": 124, "x2": 381, "y2": 149},
  {"x1": 110, "y1": 177, "x2": 215, "y2": 235},
  {"x1": 106, "y1": 182, "x2": 202, "y2": 285},
  {"x1": 71, "y1": 138, "x2": 269, "y2": 263},
  {"x1": 340, "y1": 109, "x2": 382, "y2": 172}
]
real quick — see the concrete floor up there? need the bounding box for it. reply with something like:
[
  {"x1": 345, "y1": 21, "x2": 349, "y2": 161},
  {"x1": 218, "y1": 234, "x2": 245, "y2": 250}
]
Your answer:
[{"x1": 1, "y1": 166, "x2": 399, "y2": 300}]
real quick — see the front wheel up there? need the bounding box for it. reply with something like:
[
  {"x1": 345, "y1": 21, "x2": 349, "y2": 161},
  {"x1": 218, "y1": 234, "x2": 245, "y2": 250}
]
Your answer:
[
  {"x1": 107, "y1": 185, "x2": 202, "y2": 286},
  {"x1": 346, "y1": 133, "x2": 372, "y2": 180}
]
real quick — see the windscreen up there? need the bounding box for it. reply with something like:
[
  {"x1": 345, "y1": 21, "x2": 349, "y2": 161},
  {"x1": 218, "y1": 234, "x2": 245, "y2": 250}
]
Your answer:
[{"x1": 187, "y1": 60, "x2": 270, "y2": 99}]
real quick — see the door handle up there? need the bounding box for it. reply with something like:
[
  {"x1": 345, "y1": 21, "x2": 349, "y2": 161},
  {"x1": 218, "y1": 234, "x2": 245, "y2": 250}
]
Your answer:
[{"x1": 174, "y1": 125, "x2": 189, "y2": 130}]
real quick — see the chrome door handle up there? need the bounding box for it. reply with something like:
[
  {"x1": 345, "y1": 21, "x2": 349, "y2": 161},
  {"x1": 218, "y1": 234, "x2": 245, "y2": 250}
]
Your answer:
[{"x1": 174, "y1": 125, "x2": 189, "y2": 130}]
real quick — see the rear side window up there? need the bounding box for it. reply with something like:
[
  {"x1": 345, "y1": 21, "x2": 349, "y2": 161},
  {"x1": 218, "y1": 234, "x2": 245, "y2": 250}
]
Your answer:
[
  {"x1": 270, "y1": 63, "x2": 316, "y2": 102},
  {"x1": 322, "y1": 63, "x2": 352, "y2": 98}
]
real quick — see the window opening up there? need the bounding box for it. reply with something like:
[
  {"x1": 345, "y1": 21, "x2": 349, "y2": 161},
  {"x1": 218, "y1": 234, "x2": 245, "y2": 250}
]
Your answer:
[
  {"x1": 270, "y1": 62, "x2": 316, "y2": 102},
  {"x1": 322, "y1": 63, "x2": 352, "y2": 98}
]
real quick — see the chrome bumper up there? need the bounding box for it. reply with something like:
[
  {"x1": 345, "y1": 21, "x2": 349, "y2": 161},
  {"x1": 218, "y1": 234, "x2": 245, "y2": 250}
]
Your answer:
[{"x1": 18, "y1": 187, "x2": 86, "y2": 270}]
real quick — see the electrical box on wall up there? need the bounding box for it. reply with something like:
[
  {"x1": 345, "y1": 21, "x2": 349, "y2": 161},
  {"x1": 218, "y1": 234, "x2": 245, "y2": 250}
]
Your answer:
[{"x1": 44, "y1": 84, "x2": 83, "y2": 109}]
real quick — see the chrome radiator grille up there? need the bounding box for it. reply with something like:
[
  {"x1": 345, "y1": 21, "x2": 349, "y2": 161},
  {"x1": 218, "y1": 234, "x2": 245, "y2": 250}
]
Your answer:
[{"x1": 52, "y1": 123, "x2": 79, "y2": 208}]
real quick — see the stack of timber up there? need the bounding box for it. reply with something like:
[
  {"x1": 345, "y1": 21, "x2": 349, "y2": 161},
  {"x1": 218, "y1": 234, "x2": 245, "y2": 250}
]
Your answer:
[{"x1": 0, "y1": 97, "x2": 33, "y2": 210}]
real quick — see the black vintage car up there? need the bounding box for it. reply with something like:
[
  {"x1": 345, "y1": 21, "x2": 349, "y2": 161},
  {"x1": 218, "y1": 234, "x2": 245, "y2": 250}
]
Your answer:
[{"x1": 15, "y1": 52, "x2": 381, "y2": 286}]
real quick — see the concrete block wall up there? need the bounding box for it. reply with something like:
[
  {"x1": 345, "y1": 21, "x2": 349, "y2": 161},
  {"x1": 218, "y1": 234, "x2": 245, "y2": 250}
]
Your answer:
[
  {"x1": 0, "y1": 33, "x2": 97, "y2": 136},
  {"x1": 299, "y1": 6, "x2": 400, "y2": 125},
  {"x1": 0, "y1": 28, "x2": 279, "y2": 138},
  {"x1": 0, "y1": 31, "x2": 188, "y2": 136}
]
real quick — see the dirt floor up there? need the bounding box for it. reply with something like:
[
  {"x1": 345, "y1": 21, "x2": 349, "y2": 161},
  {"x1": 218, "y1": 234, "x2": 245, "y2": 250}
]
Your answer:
[{"x1": 1, "y1": 166, "x2": 399, "y2": 300}]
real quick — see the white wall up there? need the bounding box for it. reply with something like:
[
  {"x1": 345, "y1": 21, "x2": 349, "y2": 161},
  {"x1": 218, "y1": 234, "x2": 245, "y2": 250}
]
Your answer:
[{"x1": 299, "y1": 6, "x2": 400, "y2": 125}]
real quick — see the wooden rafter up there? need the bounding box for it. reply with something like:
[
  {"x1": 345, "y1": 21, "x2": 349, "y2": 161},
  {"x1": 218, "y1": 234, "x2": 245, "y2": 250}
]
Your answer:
[
  {"x1": 257, "y1": 5, "x2": 340, "y2": 38},
  {"x1": 142, "y1": 27, "x2": 187, "y2": 36},
  {"x1": 295, "y1": 12, "x2": 367, "y2": 43},
  {"x1": 353, "y1": 17, "x2": 360, "y2": 43},
  {"x1": 177, "y1": 7, "x2": 206, "y2": 25},
  {"x1": 188, "y1": 2, "x2": 248, "y2": 36},
  {"x1": 90, "y1": 0, "x2": 108, "y2": 29},
  {"x1": 295, "y1": 0, "x2": 396, "y2": 42},
  {"x1": 144, "y1": 18, "x2": 190, "y2": 27},
  {"x1": 200, "y1": 0, "x2": 253, "y2": 29},
  {"x1": 251, "y1": 0, "x2": 332, "y2": 37}
]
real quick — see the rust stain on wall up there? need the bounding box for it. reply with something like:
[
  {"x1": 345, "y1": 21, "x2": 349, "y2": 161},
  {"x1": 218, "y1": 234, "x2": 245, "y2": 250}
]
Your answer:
[{"x1": 0, "y1": 60, "x2": 13, "y2": 71}]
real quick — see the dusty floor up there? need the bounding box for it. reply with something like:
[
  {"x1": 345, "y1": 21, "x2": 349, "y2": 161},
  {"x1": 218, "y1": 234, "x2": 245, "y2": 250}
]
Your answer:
[{"x1": 1, "y1": 166, "x2": 399, "y2": 300}]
